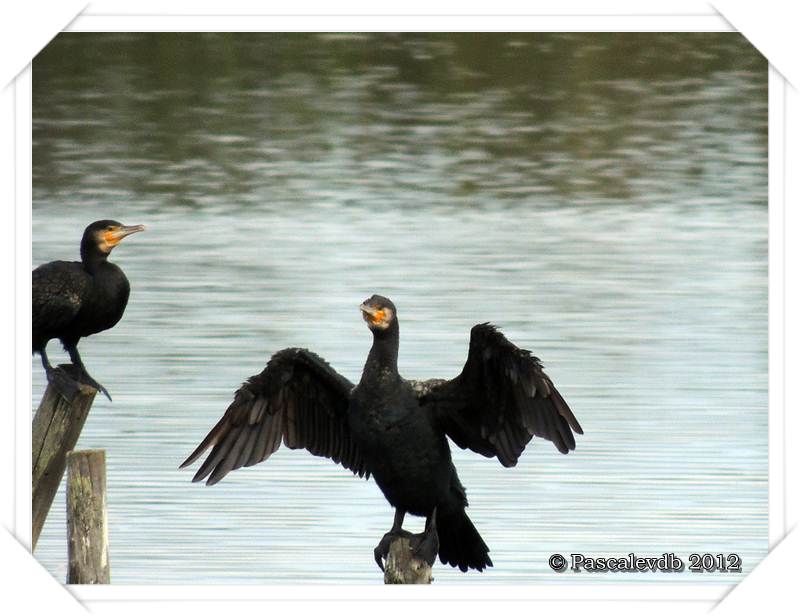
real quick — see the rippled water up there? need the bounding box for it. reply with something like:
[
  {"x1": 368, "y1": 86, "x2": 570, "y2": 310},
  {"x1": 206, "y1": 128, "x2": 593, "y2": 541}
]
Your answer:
[{"x1": 31, "y1": 33, "x2": 767, "y2": 584}]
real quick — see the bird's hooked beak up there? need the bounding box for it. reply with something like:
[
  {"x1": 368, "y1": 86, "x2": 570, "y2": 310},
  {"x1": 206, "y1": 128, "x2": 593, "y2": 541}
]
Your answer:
[
  {"x1": 360, "y1": 302, "x2": 393, "y2": 330},
  {"x1": 105, "y1": 224, "x2": 145, "y2": 247},
  {"x1": 360, "y1": 303, "x2": 383, "y2": 325}
]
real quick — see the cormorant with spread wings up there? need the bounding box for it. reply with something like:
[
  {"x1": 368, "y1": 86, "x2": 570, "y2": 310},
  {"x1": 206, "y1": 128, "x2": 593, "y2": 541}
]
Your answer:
[{"x1": 181, "y1": 294, "x2": 583, "y2": 573}]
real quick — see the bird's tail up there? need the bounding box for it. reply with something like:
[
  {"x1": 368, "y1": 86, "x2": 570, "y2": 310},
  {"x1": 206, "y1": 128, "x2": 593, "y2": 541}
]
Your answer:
[{"x1": 436, "y1": 508, "x2": 493, "y2": 572}]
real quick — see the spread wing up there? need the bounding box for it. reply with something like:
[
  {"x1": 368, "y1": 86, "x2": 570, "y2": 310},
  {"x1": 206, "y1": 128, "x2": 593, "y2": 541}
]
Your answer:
[
  {"x1": 413, "y1": 323, "x2": 583, "y2": 467},
  {"x1": 180, "y1": 348, "x2": 369, "y2": 485},
  {"x1": 32, "y1": 261, "x2": 89, "y2": 338}
]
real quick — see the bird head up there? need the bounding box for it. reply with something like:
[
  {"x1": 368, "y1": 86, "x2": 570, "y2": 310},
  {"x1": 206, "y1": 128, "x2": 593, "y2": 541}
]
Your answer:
[
  {"x1": 84, "y1": 220, "x2": 146, "y2": 254},
  {"x1": 360, "y1": 295, "x2": 397, "y2": 332}
]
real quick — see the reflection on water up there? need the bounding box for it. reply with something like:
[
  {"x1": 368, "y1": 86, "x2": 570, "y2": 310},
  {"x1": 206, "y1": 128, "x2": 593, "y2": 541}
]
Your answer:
[{"x1": 32, "y1": 33, "x2": 767, "y2": 584}]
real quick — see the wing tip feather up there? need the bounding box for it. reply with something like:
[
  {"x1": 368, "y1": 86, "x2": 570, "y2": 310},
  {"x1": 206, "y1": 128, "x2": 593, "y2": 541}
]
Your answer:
[{"x1": 183, "y1": 348, "x2": 362, "y2": 485}]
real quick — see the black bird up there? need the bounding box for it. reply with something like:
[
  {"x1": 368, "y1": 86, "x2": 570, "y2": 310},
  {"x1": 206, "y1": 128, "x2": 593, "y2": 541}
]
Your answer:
[
  {"x1": 181, "y1": 295, "x2": 583, "y2": 573},
  {"x1": 32, "y1": 220, "x2": 145, "y2": 401}
]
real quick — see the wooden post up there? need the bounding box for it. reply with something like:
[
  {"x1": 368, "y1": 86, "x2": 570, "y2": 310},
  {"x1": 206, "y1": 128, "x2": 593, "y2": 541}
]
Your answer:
[
  {"x1": 384, "y1": 537, "x2": 433, "y2": 584},
  {"x1": 66, "y1": 449, "x2": 110, "y2": 584},
  {"x1": 32, "y1": 367, "x2": 97, "y2": 550}
]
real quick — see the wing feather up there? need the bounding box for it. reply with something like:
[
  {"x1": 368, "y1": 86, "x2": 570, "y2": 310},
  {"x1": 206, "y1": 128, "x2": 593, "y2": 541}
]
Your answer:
[
  {"x1": 181, "y1": 348, "x2": 369, "y2": 485},
  {"x1": 414, "y1": 323, "x2": 582, "y2": 466},
  {"x1": 32, "y1": 261, "x2": 90, "y2": 343}
]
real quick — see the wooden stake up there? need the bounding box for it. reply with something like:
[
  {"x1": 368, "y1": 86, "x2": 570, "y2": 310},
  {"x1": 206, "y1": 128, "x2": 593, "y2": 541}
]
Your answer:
[
  {"x1": 384, "y1": 537, "x2": 433, "y2": 584},
  {"x1": 66, "y1": 449, "x2": 110, "y2": 584},
  {"x1": 32, "y1": 368, "x2": 96, "y2": 550}
]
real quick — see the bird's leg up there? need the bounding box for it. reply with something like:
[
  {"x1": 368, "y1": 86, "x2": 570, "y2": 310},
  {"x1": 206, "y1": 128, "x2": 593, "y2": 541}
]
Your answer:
[
  {"x1": 374, "y1": 508, "x2": 411, "y2": 571},
  {"x1": 66, "y1": 344, "x2": 112, "y2": 401},
  {"x1": 39, "y1": 347, "x2": 79, "y2": 402},
  {"x1": 409, "y1": 506, "x2": 439, "y2": 567}
]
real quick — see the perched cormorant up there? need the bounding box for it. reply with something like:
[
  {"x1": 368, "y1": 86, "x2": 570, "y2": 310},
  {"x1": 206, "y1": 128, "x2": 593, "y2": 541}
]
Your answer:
[
  {"x1": 32, "y1": 220, "x2": 145, "y2": 401},
  {"x1": 181, "y1": 295, "x2": 582, "y2": 573}
]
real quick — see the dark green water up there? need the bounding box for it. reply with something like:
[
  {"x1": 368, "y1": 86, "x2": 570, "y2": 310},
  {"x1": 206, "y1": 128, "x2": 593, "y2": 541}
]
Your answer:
[{"x1": 32, "y1": 33, "x2": 767, "y2": 584}]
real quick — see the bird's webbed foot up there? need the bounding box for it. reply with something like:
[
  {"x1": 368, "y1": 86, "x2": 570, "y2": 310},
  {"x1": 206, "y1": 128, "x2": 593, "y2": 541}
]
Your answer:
[
  {"x1": 45, "y1": 365, "x2": 80, "y2": 403},
  {"x1": 78, "y1": 373, "x2": 112, "y2": 402},
  {"x1": 65, "y1": 347, "x2": 112, "y2": 401},
  {"x1": 374, "y1": 528, "x2": 413, "y2": 572},
  {"x1": 409, "y1": 509, "x2": 439, "y2": 567}
]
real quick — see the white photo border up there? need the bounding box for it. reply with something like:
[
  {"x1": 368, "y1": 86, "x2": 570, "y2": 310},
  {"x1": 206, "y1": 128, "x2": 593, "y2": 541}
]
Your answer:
[{"x1": 4, "y1": 2, "x2": 796, "y2": 614}]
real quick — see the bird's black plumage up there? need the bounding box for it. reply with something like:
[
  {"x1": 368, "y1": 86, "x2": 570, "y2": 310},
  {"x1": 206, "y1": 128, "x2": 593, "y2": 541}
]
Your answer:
[
  {"x1": 181, "y1": 294, "x2": 583, "y2": 573},
  {"x1": 181, "y1": 348, "x2": 369, "y2": 484},
  {"x1": 32, "y1": 219, "x2": 145, "y2": 400}
]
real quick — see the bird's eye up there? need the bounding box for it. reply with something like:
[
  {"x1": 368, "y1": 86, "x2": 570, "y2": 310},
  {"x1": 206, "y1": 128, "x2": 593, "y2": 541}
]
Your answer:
[{"x1": 106, "y1": 226, "x2": 113, "y2": 231}]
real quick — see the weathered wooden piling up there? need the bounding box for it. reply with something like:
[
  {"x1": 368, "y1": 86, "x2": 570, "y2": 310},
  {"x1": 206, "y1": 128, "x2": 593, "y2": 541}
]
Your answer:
[
  {"x1": 32, "y1": 367, "x2": 97, "y2": 550},
  {"x1": 384, "y1": 537, "x2": 433, "y2": 584},
  {"x1": 66, "y1": 449, "x2": 110, "y2": 584}
]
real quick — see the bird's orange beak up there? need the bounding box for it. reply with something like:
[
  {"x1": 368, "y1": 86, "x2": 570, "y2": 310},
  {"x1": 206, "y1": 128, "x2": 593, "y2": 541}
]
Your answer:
[
  {"x1": 360, "y1": 303, "x2": 385, "y2": 325},
  {"x1": 104, "y1": 224, "x2": 145, "y2": 247}
]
